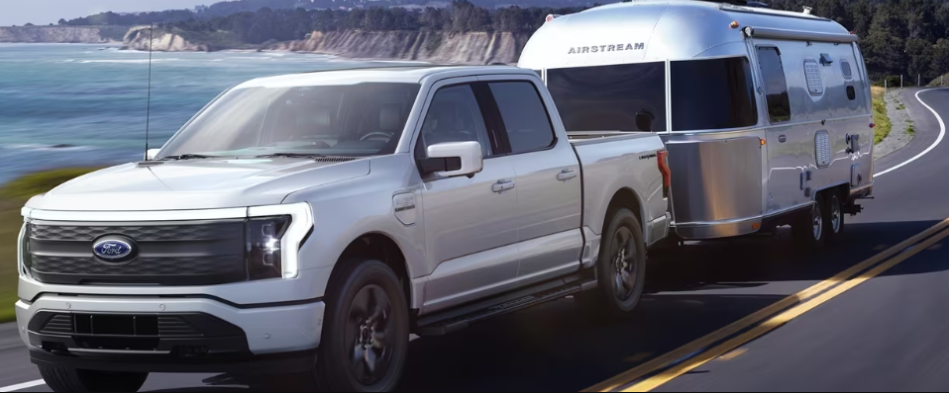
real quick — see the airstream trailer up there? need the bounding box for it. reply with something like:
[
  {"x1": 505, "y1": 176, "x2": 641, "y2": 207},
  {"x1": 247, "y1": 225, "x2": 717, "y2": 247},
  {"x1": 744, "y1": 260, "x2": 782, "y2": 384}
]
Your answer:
[{"x1": 518, "y1": 0, "x2": 874, "y2": 248}]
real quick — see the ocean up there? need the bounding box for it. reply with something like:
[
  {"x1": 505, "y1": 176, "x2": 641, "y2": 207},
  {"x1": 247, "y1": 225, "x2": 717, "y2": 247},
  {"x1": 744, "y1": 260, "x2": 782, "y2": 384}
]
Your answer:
[{"x1": 0, "y1": 43, "x2": 411, "y2": 185}]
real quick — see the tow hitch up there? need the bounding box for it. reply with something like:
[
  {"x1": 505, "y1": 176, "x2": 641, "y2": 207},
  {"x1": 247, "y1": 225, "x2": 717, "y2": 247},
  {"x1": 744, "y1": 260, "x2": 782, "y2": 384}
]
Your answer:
[{"x1": 842, "y1": 203, "x2": 864, "y2": 216}]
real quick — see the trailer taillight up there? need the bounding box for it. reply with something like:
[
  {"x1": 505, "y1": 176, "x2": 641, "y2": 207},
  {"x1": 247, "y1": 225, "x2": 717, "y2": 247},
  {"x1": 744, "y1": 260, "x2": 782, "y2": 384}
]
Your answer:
[{"x1": 657, "y1": 150, "x2": 672, "y2": 198}]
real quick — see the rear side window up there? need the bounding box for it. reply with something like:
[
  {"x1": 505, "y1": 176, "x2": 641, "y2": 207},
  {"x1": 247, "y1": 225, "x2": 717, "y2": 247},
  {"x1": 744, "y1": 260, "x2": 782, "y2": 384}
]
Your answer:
[
  {"x1": 547, "y1": 62, "x2": 667, "y2": 132},
  {"x1": 670, "y1": 57, "x2": 758, "y2": 131},
  {"x1": 757, "y1": 46, "x2": 791, "y2": 123},
  {"x1": 488, "y1": 82, "x2": 556, "y2": 154}
]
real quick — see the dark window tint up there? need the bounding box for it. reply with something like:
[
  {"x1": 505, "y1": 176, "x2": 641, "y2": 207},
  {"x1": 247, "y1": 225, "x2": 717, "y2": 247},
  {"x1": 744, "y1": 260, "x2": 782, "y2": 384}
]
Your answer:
[
  {"x1": 671, "y1": 57, "x2": 758, "y2": 131},
  {"x1": 841, "y1": 60, "x2": 853, "y2": 80},
  {"x1": 757, "y1": 47, "x2": 791, "y2": 123},
  {"x1": 847, "y1": 85, "x2": 856, "y2": 101},
  {"x1": 488, "y1": 82, "x2": 555, "y2": 153},
  {"x1": 417, "y1": 84, "x2": 492, "y2": 159},
  {"x1": 547, "y1": 62, "x2": 666, "y2": 132}
]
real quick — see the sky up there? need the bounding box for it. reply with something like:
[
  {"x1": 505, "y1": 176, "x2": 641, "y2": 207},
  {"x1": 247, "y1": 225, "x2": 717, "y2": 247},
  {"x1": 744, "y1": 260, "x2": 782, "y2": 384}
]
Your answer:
[{"x1": 0, "y1": 0, "x2": 206, "y2": 27}]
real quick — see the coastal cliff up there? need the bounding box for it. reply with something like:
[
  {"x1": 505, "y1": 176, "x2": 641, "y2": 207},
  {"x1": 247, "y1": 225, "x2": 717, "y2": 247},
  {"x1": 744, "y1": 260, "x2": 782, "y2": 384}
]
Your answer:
[
  {"x1": 122, "y1": 26, "x2": 210, "y2": 52},
  {"x1": 267, "y1": 30, "x2": 530, "y2": 64},
  {"x1": 0, "y1": 26, "x2": 125, "y2": 43}
]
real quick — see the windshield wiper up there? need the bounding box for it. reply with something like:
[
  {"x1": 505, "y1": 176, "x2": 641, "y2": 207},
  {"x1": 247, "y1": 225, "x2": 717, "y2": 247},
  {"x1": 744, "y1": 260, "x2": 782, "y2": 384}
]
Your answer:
[
  {"x1": 255, "y1": 153, "x2": 327, "y2": 159},
  {"x1": 160, "y1": 154, "x2": 217, "y2": 161}
]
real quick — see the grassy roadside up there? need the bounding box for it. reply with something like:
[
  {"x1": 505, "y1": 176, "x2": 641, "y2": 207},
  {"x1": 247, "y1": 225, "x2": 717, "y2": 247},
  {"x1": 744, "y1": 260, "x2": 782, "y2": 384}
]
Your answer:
[
  {"x1": 872, "y1": 86, "x2": 892, "y2": 144},
  {"x1": 0, "y1": 168, "x2": 100, "y2": 323}
]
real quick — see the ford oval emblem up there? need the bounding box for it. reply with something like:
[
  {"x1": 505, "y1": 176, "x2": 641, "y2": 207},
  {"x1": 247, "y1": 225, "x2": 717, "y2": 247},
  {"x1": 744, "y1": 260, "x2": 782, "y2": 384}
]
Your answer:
[{"x1": 93, "y1": 237, "x2": 136, "y2": 262}]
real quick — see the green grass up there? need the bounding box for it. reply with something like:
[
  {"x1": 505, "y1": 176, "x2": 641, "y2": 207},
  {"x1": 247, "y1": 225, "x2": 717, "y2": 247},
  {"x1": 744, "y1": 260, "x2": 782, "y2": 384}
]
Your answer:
[
  {"x1": 872, "y1": 86, "x2": 892, "y2": 144},
  {"x1": 0, "y1": 168, "x2": 100, "y2": 323},
  {"x1": 908, "y1": 119, "x2": 916, "y2": 135}
]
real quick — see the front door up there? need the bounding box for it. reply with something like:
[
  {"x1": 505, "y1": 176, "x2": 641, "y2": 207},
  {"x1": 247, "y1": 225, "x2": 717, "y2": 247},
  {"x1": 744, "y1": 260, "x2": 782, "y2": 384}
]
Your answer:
[{"x1": 419, "y1": 82, "x2": 520, "y2": 312}]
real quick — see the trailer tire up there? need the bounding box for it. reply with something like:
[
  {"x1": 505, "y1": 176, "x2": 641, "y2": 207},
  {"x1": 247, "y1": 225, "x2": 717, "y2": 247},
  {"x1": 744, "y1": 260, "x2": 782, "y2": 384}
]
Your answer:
[
  {"x1": 824, "y1": 193, "x2": 846, "y2": 244},
  {"x1": 312, "y1": 259, "x2": 409, "y2": 392},
  {"x1": 579, "y1": 208, "x2": 646, "y2": 319},
  {"x1": 793, "y1": 197, "x2": 826, "y2": 253},
  {"x1": 39, "y1": 366, "x2": 148, "y2": 392}
]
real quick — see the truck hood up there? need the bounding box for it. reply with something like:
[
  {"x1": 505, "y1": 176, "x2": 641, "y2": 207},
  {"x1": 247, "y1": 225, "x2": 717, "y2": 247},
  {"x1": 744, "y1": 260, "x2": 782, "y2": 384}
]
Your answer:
[{"x1": 25, "y1": 158, "x2": 371, "y2": 212}]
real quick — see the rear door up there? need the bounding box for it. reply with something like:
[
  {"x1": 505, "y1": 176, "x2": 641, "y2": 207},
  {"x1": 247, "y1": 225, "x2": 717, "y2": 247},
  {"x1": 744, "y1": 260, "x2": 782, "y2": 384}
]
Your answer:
[{"x1": 478, "y1": 75, "x2": 584, "y2": 283}]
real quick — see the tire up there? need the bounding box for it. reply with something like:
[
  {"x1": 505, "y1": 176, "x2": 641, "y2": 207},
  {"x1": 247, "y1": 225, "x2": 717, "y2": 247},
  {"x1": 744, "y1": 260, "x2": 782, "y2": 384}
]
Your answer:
[
  {"x1": 313, "y1": 259, "x2": 409, "y2": 392},
  {"x1": 824, "y1": 192, "x2": 846, "y2": 244},
  {"x1": 579, "y1": 208, "x2": 647, "y2": 319},
  {"x1": 793, "y1": 196, "x2": 826, "y2": 253},
  {"x1": 39, "y1": 366, "x2": 147, "y2": 393}
]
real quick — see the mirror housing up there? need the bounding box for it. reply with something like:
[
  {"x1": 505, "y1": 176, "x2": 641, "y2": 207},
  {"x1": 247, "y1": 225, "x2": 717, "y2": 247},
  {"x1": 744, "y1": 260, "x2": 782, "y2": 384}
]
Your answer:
[
  {"x1": 419, "y1": 141, "x2": 483, "y2": 178},
  {"x1": 145, "y1": 149, "x2": 161, "y2": 161}
]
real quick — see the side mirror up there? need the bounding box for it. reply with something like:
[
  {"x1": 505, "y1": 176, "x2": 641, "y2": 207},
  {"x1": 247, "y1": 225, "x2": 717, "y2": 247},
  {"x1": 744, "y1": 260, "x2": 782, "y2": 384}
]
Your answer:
[
  {"x1": 145, "y1": 149, "x2": 161, "y2": 161},
  {"x1": 419, "y1": 141, "x2": 483, "y2": 178}
]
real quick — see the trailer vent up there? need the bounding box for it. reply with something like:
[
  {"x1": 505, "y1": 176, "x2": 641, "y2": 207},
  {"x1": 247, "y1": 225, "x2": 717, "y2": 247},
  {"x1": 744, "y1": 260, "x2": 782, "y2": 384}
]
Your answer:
[{"x1": 815, "y1": 131, "x2": 831, "y2": 168}]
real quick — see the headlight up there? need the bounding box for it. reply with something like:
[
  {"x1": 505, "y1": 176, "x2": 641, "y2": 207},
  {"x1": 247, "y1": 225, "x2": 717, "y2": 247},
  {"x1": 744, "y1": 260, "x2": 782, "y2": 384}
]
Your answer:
[
  {"x1": 247, "y1": 202, "x2": 313, "y2": 280},
  {"x1": 17, "y1": 223, "x2": 32, "y2": 278},
  {"x1": 246, "y1": 216, "x2": 290, "y2": 281}
]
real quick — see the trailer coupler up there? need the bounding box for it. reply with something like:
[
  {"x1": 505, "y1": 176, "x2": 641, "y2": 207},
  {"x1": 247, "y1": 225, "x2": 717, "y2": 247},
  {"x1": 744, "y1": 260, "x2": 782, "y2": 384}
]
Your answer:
[{"x1": 842, "y1": 203, "x2": 864, "y2": 216}]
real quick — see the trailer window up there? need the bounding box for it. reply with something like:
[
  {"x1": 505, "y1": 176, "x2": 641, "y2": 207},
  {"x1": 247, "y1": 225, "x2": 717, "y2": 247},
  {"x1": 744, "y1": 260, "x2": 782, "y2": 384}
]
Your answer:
[
  {"x1": 670, "y1": 57, "x2": 757, "y2": 131},
  {"x1": 547, "y1": 62, "x2": 666, "y2": 132},
  {"x1": 757, "y1": 47, "x2": 791, "y2": 123},
  {"x1": 841, "y1": 60, "x2": 853, "y2": 80}
]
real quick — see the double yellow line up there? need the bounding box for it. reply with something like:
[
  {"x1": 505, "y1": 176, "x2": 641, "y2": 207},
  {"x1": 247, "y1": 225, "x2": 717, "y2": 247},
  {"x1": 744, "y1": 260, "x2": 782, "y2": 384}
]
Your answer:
[{"x1": 585, "y1": 218, "x2": 949, "y2": 393}]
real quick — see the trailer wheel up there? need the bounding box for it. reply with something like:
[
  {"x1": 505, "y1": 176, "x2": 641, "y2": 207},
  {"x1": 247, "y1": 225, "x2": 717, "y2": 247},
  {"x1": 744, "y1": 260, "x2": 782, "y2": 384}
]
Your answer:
[
  {"x1": 824, "y1": 193, "x2": 845, "y2": 244},
  {"x1": 793, "y1": 197, "x2": 826, "y2": 252},
  {"x1": 579, "y1": 208, "x2": 646, "y2": 319},
  {"x1": 313, "y1": 259, "x2": 409, "y2": 392},
  {"x1": 38, "y1": 366, "x2": 147, "y2": 392}
]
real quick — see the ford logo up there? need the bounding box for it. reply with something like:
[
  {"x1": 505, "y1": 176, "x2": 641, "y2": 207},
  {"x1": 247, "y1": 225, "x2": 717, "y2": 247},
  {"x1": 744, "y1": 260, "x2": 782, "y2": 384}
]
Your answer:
[{"x1": 93, "y1": 237, "x2": 136, "y2": 263}]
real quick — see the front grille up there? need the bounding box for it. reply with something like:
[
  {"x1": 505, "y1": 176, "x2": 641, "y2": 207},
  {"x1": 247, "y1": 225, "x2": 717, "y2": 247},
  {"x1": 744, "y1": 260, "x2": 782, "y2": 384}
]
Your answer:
[
  {"x1": 34, "y1": 312, "x2": 245, "y2": 338},
  {"x1": 40, "y1": 314, "x2": 203, "y2": 337},
  {"x1": 31, "y1": 223, "x2": 231, "y2": 242},
  {"x1": 27, "y1": 220, "x2": 246, "y2": 286},
  {"x1": 32, "y1": 255, "x2": 234, "y2": 276}
]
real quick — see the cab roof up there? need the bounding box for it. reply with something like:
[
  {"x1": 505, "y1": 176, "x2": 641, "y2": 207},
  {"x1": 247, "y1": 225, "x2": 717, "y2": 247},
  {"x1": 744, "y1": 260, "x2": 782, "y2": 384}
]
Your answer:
[{"x1": 236, "y1": 65, "x2": 534, "y2": 89}]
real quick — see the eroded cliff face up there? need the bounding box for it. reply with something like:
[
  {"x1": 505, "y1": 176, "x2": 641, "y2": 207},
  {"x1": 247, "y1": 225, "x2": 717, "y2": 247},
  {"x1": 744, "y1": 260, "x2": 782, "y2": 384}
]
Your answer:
[
  {"x1": 122, "y1": 26, "x2": 209, "y2": 52},
  {"x1": 0, "y1": 26, "x2": 119, "y2": 43},
  {"x1": 266, "y1": 30, "x2": 530, "y2": 64}
]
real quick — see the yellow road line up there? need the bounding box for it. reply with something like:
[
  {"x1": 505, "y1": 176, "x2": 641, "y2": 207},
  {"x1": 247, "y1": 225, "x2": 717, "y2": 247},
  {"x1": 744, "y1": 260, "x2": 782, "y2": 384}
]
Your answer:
[
  {"x1": 623, "y1": 226, "x2": 949, "y2": 392},
  {"x1": 716, "y1": 348, "x2": 747, "y2": 361},
  {"x1": 585, "y1": 218, "x2": 949, "y2": 393}
]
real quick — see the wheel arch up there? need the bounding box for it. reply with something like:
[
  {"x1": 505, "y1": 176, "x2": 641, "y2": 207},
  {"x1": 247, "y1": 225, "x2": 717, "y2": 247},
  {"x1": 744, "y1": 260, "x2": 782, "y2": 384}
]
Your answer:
[{"x1": 330, "y1": 232, "x2": 413, "y2": 309}]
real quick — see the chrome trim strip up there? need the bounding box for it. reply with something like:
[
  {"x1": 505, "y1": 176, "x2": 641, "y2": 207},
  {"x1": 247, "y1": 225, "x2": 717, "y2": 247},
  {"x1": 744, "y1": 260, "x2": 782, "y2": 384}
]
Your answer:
[
  {"x1": 674, "y1": 203, "x2": 812, "y2": 228},
  {"x1": 26, "y1": 207, "x2": 249, "y2": 222}
]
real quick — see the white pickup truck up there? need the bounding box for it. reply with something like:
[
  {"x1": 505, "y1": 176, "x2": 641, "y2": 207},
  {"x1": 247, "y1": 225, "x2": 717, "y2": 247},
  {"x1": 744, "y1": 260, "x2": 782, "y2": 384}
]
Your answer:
[{"x1": 17, "y1": 65, "x2": 671, "y2": 392}]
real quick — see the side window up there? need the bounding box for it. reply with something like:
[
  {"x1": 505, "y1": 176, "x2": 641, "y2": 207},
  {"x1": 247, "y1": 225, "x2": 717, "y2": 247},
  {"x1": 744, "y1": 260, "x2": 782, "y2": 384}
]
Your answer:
[
  {"x1": 804, "y1": 60, "x2": 823, "y2": 96},
  {"x1": 487, "y1": 82, "x2": 556, "y2": 154},
  {"x1": 757, "y1": 46, "x2": 791, "y2": 123},
  {"x1": 416, "y1": 84, "x2": 492, "y2": 159},
  {"x1": 840, "y1": 60, "x2": 853, "y2": 80}
]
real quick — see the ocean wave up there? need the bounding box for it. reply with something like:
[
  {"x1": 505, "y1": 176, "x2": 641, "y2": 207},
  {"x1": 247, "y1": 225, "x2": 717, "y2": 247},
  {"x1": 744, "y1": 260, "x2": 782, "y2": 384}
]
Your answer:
[
  {"x1": 2, "y1": 143, "x2": 97, "y2": 152},
  {"x1": 74, "y1": 59, "x2": 184, "y2": 64}
]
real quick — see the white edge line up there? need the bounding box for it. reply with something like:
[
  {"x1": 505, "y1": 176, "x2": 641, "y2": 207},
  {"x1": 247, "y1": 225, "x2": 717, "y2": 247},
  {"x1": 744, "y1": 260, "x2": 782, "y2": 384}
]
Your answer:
[
  {"x1": 0, "y1": 379, "x2": 46, "y2": 392},
  {"x1": 875, "y1": 89, "x2": 946, "y2": 178}
]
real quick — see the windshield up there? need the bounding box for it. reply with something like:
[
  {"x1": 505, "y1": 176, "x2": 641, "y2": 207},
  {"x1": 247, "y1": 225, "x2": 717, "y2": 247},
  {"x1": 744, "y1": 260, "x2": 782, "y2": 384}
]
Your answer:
[{"x1": 158, "y1": 82, "x2": 421, "y2": 159}]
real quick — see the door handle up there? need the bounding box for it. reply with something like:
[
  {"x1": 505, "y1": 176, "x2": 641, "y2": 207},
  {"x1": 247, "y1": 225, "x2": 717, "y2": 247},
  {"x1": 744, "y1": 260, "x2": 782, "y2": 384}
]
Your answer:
[
  {"x1": 492, "y1": 179, "x2": 515, "y2": 193},
  {"x1": 557, "y1": 169, "x2": 578, "y2": 181}
]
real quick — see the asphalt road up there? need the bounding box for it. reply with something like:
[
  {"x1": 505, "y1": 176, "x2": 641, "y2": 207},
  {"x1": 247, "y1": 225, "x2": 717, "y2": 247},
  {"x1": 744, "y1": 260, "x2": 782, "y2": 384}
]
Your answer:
[{"x1": 3, "y1": 88, "x2": 949, "y2": 392}]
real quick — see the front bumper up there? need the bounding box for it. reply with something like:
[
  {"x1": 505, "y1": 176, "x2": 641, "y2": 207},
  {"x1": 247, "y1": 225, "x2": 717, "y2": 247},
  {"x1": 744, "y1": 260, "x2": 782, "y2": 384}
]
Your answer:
[{"x1": 16, "y1": 294, "x2": 324, "y2": 373}]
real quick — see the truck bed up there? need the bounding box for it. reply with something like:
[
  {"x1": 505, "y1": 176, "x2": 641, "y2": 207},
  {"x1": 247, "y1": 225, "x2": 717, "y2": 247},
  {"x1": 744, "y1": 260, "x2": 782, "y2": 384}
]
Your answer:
[{"x1": 569, "y1": 130, "x2": 668, "y2": 246}]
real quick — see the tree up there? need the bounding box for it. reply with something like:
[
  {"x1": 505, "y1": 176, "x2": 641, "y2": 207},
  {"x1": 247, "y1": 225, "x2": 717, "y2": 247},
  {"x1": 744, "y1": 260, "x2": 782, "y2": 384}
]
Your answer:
[{"x1": 58, "y1": 18, "x2": 67, "y2": 25}]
